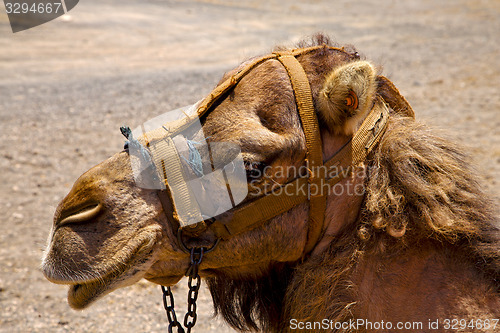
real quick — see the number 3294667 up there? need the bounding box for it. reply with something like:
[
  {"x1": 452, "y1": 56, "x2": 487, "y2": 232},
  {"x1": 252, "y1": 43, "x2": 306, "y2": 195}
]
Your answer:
[
  {"x1": 5, "y1": 2, "x2": 63, "y2": 14},
  {"x1": 443, "y1": 318, "x2": 498, "y2": 330}
]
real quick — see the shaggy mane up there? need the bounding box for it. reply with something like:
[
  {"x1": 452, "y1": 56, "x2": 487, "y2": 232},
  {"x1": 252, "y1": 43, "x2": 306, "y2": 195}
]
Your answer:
[
  {"x1": 207, "y1": 36, "x2": 499, "y2": 332},
  {"x1": 208, "y1": 115, "x2": 499, "y2": 332},
  {"x1": 363, "y1": 116, "x2": 499, "y2": 276}
]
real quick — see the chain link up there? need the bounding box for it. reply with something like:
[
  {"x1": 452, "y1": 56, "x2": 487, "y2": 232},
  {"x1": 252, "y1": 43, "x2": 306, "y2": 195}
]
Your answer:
[
  {"x1": 162, "y1": 285, "x2": 185, "y2": 333},
  {"x1": 161, "y1": 247, "x2": 204, "y2": 333},
  {"x1": 184, "y1": 274, "x2": 200, "y2": 330}
]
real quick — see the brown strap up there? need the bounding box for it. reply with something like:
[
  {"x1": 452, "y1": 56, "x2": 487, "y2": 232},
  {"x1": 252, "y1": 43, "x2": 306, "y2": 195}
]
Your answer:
[
  {"x1": 210, "y1": 102, "x2": 390, "y2": 245},
  {"x1": 196, "y1": 45, "x2": 347, "y2": 121},
  {"x1": 144, "y1": 45, "x2": 391, "y2": 255},
  {"x1": 211, "y1": 178, "x2": 310, "y2": 239},
  {"x1": 143, "y1": 45, "x2": 349, "y2": 139},
  {"x1": 210, "y1": 169, "x2": 347, "y2": 240},
  {"x1": 275, "y1": 53, "x2": 326, "y2": 254},
  {"x1": 324, "y1": 97, "x2": 390, "y2": 171}
]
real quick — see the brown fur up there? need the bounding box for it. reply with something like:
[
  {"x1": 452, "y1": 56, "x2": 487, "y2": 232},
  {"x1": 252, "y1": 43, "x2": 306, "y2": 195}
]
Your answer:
[
  {"x1": 207, "y1": 116, "x2": 499, "y2": 332},
  {"x1": 318, "y1": 61, "x2": 377, "y2": 135},
  {"x1": 206, "y1": 37, "x2": 499, "y2": 332},
  {"x1": 42, "y1": 34, "x2": 499, "y2": 332}
]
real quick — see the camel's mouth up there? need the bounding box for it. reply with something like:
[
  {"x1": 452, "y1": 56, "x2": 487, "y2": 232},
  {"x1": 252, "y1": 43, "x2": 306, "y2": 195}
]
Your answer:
[
  {"x1": 43, "y1": 228, "x2": 162, "y2": 309},
  {"x1": 67, "y1": 243, "x2": 161, "y2": 309},
  {"x1": 63, "y1": 254, "x2": 150, "y2": 309},
  {"x1": 65, "y1": 249, "x2": 158, "y2": 309}
]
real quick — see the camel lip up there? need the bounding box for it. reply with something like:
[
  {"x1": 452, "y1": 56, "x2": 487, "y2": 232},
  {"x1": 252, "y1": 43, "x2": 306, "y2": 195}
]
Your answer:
[
  {"x1": 41, "y1": 259, "x2": 117, "y2": 286},
  {"x1": 44, "y1": 274, "x2": 81, "y2": 285},
  {"x1": 64, "y1": 257, "x2": 154, "y2": 309},
  {"x1": 68, "y1": 279, "x2": 110, "y2": 309},
  {"x1": 43, "y1": 228, "x2": 161, "y2": 308},
  {"x1": 43, "y1": 270, "x2": 110, "y2": 286},
  {"x1": 65, "y1": 260, "x2": 141, "y2": 309}
]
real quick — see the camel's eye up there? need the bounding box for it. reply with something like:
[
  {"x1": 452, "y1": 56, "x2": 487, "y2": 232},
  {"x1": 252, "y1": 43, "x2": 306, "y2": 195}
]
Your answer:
[{"x1": 244, "y1": 161, "x2": 266, "y2": 182}]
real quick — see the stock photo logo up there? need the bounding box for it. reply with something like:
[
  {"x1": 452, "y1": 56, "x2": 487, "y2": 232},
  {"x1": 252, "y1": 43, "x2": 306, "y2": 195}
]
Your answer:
[{"x1": 3, "y1": 0, "x2": 78, "y2": 32}]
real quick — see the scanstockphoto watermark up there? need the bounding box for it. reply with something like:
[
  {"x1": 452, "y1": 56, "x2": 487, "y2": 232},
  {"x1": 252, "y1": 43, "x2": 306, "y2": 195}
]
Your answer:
[
  {"x1": 248, "y1": 164, "x2": 374, "y2": 198},
  {"x1": 290, "y1": 319, "x2": 424, "y2": 331},
  {"x1": 289, "y1": 318, "x2": 499, "y2": 331},
  {"x1": 3, "y1": 0, "x2": 79, "y2": 32}
]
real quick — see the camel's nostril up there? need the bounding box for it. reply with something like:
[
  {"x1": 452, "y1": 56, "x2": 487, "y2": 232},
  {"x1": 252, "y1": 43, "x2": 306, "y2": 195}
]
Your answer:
[{"x1": 57, "y1": 203, "x2": 103, "y2": 227}]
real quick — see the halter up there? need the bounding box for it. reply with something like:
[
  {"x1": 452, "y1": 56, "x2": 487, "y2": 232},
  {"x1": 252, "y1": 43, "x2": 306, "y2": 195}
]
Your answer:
[
  {"x1": 122, "y1": 44, "x2": 412, "y2": 332},
  {"x1": 148, "y1": 45, "x2": 389, "y2": 255}
]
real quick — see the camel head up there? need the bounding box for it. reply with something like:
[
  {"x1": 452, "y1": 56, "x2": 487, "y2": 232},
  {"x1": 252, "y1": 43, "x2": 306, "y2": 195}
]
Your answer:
[{"x1": 42, "y1": 38, "x2": 414, "y2": 311}]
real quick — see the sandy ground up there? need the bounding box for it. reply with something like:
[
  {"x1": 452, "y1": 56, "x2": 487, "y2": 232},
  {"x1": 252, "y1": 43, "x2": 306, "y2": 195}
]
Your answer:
[{"x1": 0, "y1": 0, "x2": 499, "y2": 332}]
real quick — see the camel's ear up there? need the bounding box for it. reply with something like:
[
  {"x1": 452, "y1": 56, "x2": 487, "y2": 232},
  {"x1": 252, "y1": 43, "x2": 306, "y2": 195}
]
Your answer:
[
  {"x1": 318, "y1": 61, "x2": 377, "y2": 135},
  {"x1": 376, "y1": 75, "x2": 415, "y2": 118}
]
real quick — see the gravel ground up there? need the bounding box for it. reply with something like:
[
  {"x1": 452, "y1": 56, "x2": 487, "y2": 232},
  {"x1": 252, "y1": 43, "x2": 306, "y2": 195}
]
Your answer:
[{"x1": 0, "y1": 0, "x2": 499, "y2": 332}]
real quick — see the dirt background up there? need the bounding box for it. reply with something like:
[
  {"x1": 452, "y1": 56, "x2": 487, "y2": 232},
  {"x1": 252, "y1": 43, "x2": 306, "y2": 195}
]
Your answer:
[{"x1": 0, "y1": 0, "x2": 499, "y2": 332}]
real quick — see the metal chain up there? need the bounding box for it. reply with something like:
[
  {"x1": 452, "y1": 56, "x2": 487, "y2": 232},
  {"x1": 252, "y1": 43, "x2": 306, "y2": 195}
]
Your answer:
[
  {"x1": 161, "y1": 247, "x2": 204, "y2": 333},
  {"x1": 162, "y1": 285, "x2": 184, "y2": 333}
]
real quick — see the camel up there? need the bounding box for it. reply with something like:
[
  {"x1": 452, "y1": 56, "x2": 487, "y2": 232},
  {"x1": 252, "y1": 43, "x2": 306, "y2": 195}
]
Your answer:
[{"x1": 42, "y1": 35, "x2": 499, "y2": 332}]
